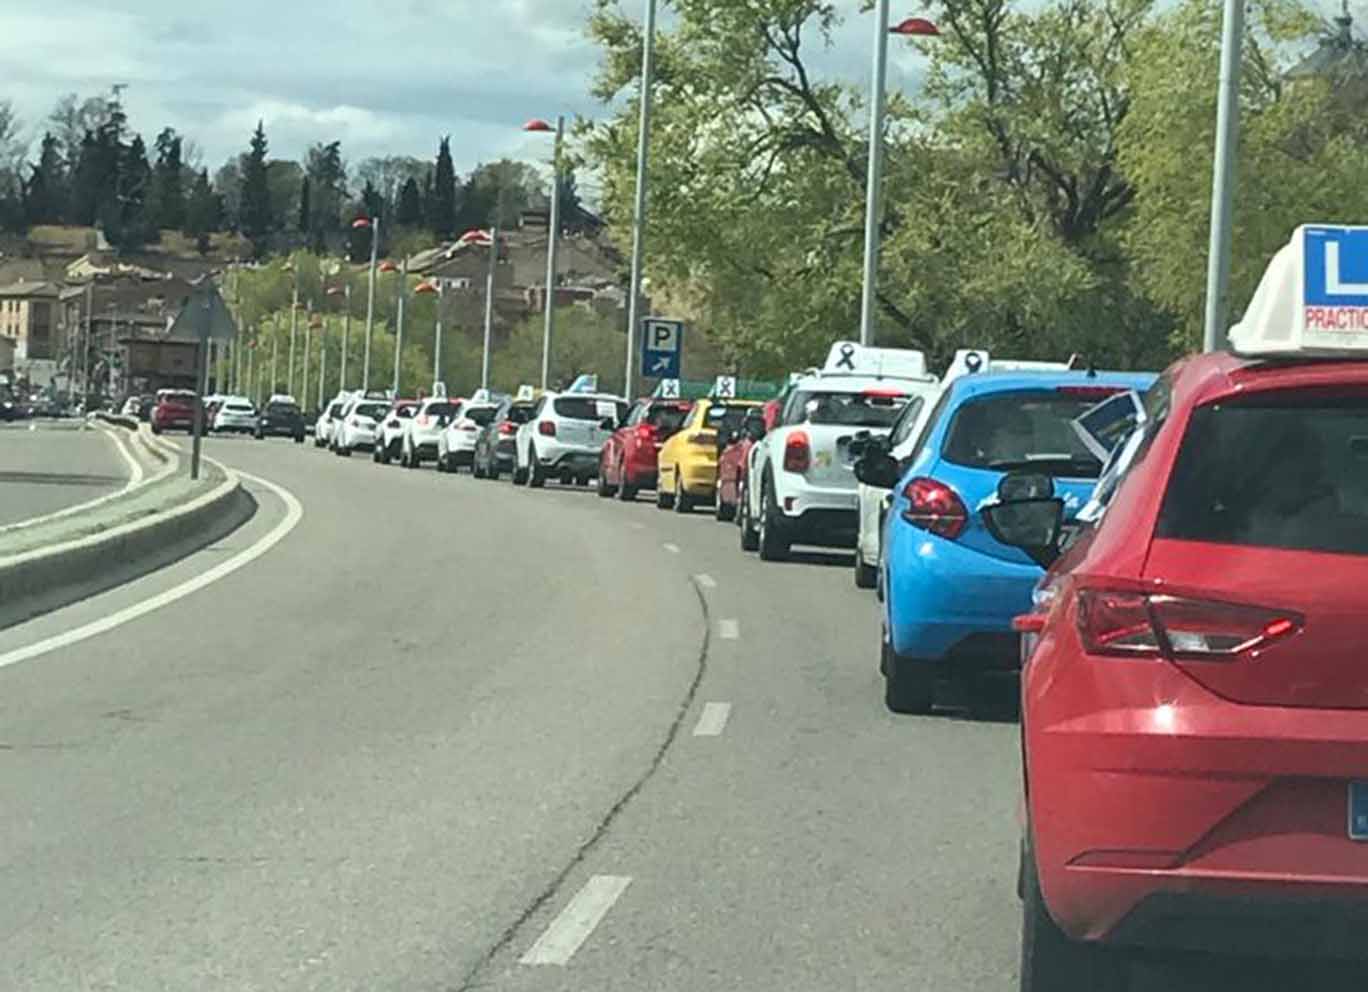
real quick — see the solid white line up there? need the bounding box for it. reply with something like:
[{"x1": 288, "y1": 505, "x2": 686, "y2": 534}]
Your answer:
[
  {"x1": 719, "y1": 618, "x2": 740, "y2": 640},
  {"x1": 694, "y1": 573, "x2": 717, "y2": 589},
  {"x1": 693, "y1": 702, "x2": 731, "y2": 737},
  {"x1": 519, "y1": 875, "x2": 632, "y2": 966},
  {"x1": 0, "y1": 425, "x2": 148, "y2": 534},
  {"x1": 0, "y1": 470, "x2": 303, "y2": 672},
  {"x1": 663, "y1": 542, "x2": 681, "y2": 554}
]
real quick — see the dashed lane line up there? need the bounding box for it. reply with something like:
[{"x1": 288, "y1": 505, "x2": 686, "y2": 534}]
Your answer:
[
  {"x1": 692, "y1": 702, "x2": 732, "y2": 737},
  {"x1": 663, "y1": 543, "x2": 681, "y2": 554},
  {"x1": 694, "y1": 573, "x2": 717, "y2": 589},
  {"x1": 519, "y1": 875, "x2": 633, "y2": 966},
  {"x1": 719, "y1": 618, "x2": 740, "y2": 640}
]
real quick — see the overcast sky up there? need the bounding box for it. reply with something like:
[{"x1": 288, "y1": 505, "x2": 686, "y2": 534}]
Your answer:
[{"x1": 1, "y1": 0, "x2": 934, "y2": 181}]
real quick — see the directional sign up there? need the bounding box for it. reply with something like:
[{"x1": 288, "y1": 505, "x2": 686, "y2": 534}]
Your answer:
[
  {"x1": 168, "y1": 280, "x2": 237, "y2": 342},
  {"x1": 659, "y1": 378, "x2": 681, "y2": 399},
  {"x1": 714, "y1": 375, "x2": 737, "y2": 399},
  {"x1": 641, "y1": 318, "x2": 684, "y2": 379}
]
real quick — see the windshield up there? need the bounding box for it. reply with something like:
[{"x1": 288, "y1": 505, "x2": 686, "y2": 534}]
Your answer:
[
  {"x1": 786, "y1": 390, "x2": 909, "y2": 428},
  {"x1": 423, "y1": 402, "x2": 460, "y2": 418},
  {"x1": 647, "y1": 404, "x2": 691, "y2": 433},
  {"x1": 355, "y1": 403, "x2": 389, "y2": 420},
  {"x1": 466, "y1": 406, "x2": 498, "y2": 427},
  {"x1": 941, "y1": 390, "x2": 1104, "y2": 476},
  {"x1": 266, "y1": 403, "x2": 299, "y2": 415},
  {"x1": 506, "y1": 403, "x2": 535, "y2": 425},
  {"x1": 394, "y1": 405, "x2": 417, "y2": 419}
]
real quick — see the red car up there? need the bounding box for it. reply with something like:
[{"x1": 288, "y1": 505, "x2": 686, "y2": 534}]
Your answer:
[
  {"x1": 994, "y1": 349, "x2": 1368, "y2": 987},
  {"x1": 150, "y1": 389, "x2": 198, "y2": 434},
  {"x1": 715, "y1": 399, "x2": 780, "y2": 525},
  {"x1": 598, "y1": 398, "x2": 692, "y2": 501}
]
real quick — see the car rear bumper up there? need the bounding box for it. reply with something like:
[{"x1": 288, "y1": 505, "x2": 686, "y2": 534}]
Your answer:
[
  {"x1": 679, "y1": 461, "x2": 718, "y2": 495},
  {"x1": 1030, "y1": 655, "x2": 1368, "y2": 954},
  {"x1": 772, "y1": 507, "x2": 858, "y2": 548},
  {"x1": 884, "y1": 526, "x2": 1036, "y2": 662}
]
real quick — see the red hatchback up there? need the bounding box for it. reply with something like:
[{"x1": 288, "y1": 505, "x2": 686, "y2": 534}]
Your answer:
[
  {"x1": 598, "y1": 399, "x2": 692, "y2": 501},
  {"x1": 1000, "y1": 352, "x2": 1368, "y2": 987},
  {"x1": 151, "y1": 389, "x2": 198, "y2": 434},
  {"x1": 715, "y1": 399, "x2": 780, "y2": 524}
]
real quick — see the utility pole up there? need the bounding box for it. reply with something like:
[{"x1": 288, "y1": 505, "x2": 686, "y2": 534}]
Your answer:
[
  {"x1": 1202, "y1": 0, "x2": 1245, "y2": 352},
  {"x1": 859, "y1": 0, "x2": 893, "y2": 347},
  {"x1": 362, "y1": 217, "x2": 380, "y2": 390},
  {"x1": 482, "y1": 221, "x2": 498, "y2": 391},
  {"x1": 433, "y1": 282, "x2": 445, "y2": 393},
  {"x1": 319, "y1": 315, "x2": 327, "y2": 410},
  {"x1": 624, "y1": 0, "x2": 658, "y2": 402},
  {"x1": 341, "y1": 283, "x2": 352, "y2": 391},
  {"x1": 540, "y1": 115, "x2": 565, "y2": 389},
  {"x1": 270, "y1": 320, "x2": 279, "y2": 396},
  {"x1": 302, "y1": 299, "x2": 312, "y2": 407},
  {"x1": 288, "y1": 279, "x2": 299, "y2": 396},
  {"x1": 393, "y1": 258, "x2": 407, "y2": 396}
]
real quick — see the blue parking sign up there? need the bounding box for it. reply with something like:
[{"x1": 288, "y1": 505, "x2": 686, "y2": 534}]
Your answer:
[{"x1": 641, "y1": 318, "x2": 683, "y2": 379}]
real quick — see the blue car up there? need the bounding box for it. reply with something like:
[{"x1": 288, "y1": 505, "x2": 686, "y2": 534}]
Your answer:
[{"x1": 878, "y1": 368, "x2": 1156, "y2": 714}]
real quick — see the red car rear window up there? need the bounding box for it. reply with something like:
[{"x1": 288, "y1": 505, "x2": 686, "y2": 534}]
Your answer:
[{"x1": 1157, "y1": 390, "x2": 1368, "y2": 555}]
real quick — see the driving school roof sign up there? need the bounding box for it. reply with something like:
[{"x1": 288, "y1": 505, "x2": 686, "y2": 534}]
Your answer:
[{"x1": 1232, "y1": 224, "x2": 1368, "y2": 355}]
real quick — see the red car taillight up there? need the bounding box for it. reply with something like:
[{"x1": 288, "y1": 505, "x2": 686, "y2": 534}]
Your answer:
[
  {"x1": 900, "y1": 477, "x2": 967, "y2": 539},
  {"x1": 635, "y1": 424, "x2": 656, "y2": 442},
  {"x1": 499, "y1": 422, "x2": 518, "y2": 436},
  {"x1": 538, "y1": 421, "x2": 556, "y2": 437},
  {"x1": 1076, "y1": 588, "x2": 1301, "y2": 659},
  {"x1": 783, "y1": 431, "x2": 810, "y2": 472}
]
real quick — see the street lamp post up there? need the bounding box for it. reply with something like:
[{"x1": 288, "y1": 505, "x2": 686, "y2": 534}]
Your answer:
[
  {"x1": 379, "y1": 259, "x2": 401, "y2": 394},
  {"x1": 327, "y1": 284, "x2": 353, "y2": 390},
  {"x1": 858, "y1": 8, "x2": 939, "y2": 346},
  {"x1": 270, "y1": 318, "x2": 279, "y2": 396},
  {"x1": 354, "y1": 216, "x2": 380, "y2": 389},
  {"x1": 1202, "y1": 0, "x2": 1245, "y2": 352},
  {"x1": 318, "y1": 315, "x2": 327, "y2": 410},
  {"x1": 415, "y1": 280, "x2": 444, "y2": 393},
  {"x1": 302, "y1": 300, "x2": 314, "y2": 407},
  {"x1": 480, "y1": 228, "x2": 497, "y2": 390},
  {"x1": 525, "y1": 117, "x2": 564, "y2": 389},
  {"x1": 624, "y1": 0, "x2": 658, "y2": 403}
]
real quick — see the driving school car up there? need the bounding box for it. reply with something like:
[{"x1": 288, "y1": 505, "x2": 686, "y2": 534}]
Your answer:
[
  {"x1": 656, "y1": 398, "x2": 760, "y2": 513},
  {"x1": 515, "y1": 385, "x2": 627, "y2": 488},
  {"x1": 742, "y1": 342, "x2": 934, "y2": 562},
  {"x1": 868, "y1": 367, "x2": 1155, "y2": 716},
  {"x1": 1000, "y1": 225, "x2": 1368, "y2": 990}
]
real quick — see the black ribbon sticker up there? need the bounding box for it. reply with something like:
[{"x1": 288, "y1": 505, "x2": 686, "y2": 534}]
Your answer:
[
  {"x1": 837, "y1": 343, "x2": 857, "y2": 370},
  {"x1": 965, "y1": 351, "x2": 984, "y2": 373}
]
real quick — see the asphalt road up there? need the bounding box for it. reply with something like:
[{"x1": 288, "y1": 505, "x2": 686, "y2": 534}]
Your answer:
[
  {"x1": 0, "y1": 419, "x2": 130, "y2": 527},
  {"x1": 0, "y1": 436, "x2": 1355, "y2": 991}
]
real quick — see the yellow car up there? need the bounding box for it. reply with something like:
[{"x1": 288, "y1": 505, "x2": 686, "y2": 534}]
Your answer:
[{"x1": 656, "y1": 399, "x2": 761, "y2": 513}]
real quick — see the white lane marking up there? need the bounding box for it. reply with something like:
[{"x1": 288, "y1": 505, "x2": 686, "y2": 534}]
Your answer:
[
  {"x1": 0, "y1": 425, "x2": 151, "y2": 534},
  {"x1": 0, "y1": 470, "x2": 303, "y2": 672},
  {"x1": 694, "y1": 573, "x2": 717, "y2": 589},
  {"x1": 519, "y1": 875, "x2": 632, "y2": 966},
  {"x1": 629, "y1": 522, "x2": 646, "y2": 531},
  {"x1": 692, "y1": 702, "x2": 731, "y2": 737},
  {"x1": 663, "y1": 543, "x2": 680, "y2": 554},
  {"x1": 719, "y1": 618, "x2": 740, "y2": 640}
]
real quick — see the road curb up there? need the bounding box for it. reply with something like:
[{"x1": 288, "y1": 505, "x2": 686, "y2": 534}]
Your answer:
[{"x1": 0, "y1": 463, "x2": 256, "y2": 631}]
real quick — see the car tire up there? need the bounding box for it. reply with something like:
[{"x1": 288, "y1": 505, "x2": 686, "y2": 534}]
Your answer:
[
  {"x1": 882, "y1": 637, "x2": 934, "y2": 715},
  {"x1": 1019, "y1": 842, "x2": 1126, "y2": 992},
  {"x1": 597, "y1": 466, "x2": 614, "y2": 498},
  {"x1": 656, "y1": 476, "x2": 675, "y2": 510},
  {"x1": 293, "y1": 434, "x2": 304, "y2": 444},
  {"x1": 151, "y1": 423, "x2": 163, "y2": 435},
  {"x1": 529, "y1": 449, "x2": 547, "y2": 489},
  {"x1": 757, "y1": 477, "x2": 790, "y2": 562},
  {"x1": 436, "y1": 449, "x2": 448, "y2": 472},
  {"x1": 673, "y1": 470, "x2": 694, "y2": 514},
  {"x1": 715, "y1": 488, "x2": 736, "y2": 523},
  {"x1": 855, "y1": 553, "x2": 878, "y2": 589},
  {"x1": 739, "y1": 482, "x2": 760, "y2": 552},
  {"x1": 488, "y1": 459, "x2": 502, "y2": 482}
]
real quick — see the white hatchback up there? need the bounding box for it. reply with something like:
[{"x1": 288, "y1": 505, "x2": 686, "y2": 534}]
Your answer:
[
  {"x1": 212, "y1": 396, "x2": 257, "y2": 434},
  {"x1": 315, "y1": 399, "x2": 346, "y2": 447},
  {"x1": 330, "y1": 397, "x2": 391, "y2": 456},
  {"x1": 400, "y1": 397, "x2": 464, "y2": 468},
  {"x1": 436, "y1": 402, "x2": 500, "y2": 473},
  {"x1": 514, "y1": 391, "x2": 627, "y2": 488}
]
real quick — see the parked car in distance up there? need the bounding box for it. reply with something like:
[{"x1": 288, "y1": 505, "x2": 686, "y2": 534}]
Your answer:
[
  {"x1": 401, "y1": 397, "x2": 463, "y2": 468},
  {"x1": 331, "y1": 397, "x2": 391, "y2": 456},
  {"x1": 151, "y1": 389, "x2": 198, "y2": 434},
  {"x1": 656, "y1": 399, "x2": 762, "y2": 513},
  {"x1": 597, "y1": 398, "x2": 693, "y2": 501},
  {"x1": 436, "y1": 400, "x2": 500, "y2": 473},
  {"x1": 373, "y1": 399, "x2": 420, "y2": 464},
  {"x1": 315, "y1": 399, "x2": 346, "y2": 448},
  {"x1": 514, "y1": 390, "x2": 627, "y2": 488},
  {"x1": 717, "y1": 400, "x2": 780, "y2": 526},
  {"x1": 212, "y1": 396, "x2": 258, "y2": 434},
  {"x1": 473, "y1": 396, "x2": 537, "y2": 480},
  {"x1": 255, "y1": 398, "x2": 306, "y2": 442}
]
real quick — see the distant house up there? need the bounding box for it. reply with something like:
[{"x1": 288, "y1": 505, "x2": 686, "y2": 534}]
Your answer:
[{"x1": 0, "y1": 280, "x2": 62, "y2": 384}]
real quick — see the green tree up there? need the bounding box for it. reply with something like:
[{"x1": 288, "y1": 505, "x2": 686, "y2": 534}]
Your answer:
[
  {"x1": 396, "y1": 176, "x2": 422, "y2": 227},
  {"x1": 305, "y1": 140, "x2": 347, "y2": 252},
  {"x1": 298, "y1": 175, "x2": 311, "y2": 232},
  {"x1": 430, "y1": 137, "x2": 457, "y2": 237},
  {"x1": 491, "y1": 308, "x2": 628, "y2": 395},
  {"x1": 24, "y1": 132, "x2": 66, "y2": 225},
  {"x1": 185, "y1": 168, "x2": 220, "y2": 255},
  {"x1": 239, "y1": 121, "x2": 274, "y2": 251},
  {"x1": 147, "y1": 127, "x2": 186, "y2": 230},
  {"x1": 104, "y1": 132, "x2": 154, "y2": 252}
]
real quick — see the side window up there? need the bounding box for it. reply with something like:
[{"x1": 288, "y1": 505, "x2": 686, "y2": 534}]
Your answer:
[
  {"x1": 532, "y1": 396, "x2": 547, "y2": 418},
  {"x1": 905, "y1": 388, "x2": 954, "y2": 465},
  {"x1": 888, "y1": 396, "x2": 927, "y2": 448},
  {"x1": 626, "y1": 403, "x2": 646, "y2": 427}
]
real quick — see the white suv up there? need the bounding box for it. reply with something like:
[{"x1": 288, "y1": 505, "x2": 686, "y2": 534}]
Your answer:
[
  {"x1": 330, "y1": 397, "x2": 391, "y2": 456},
  {"x1": 315, "y1": 398, "x2": 346, "y2": 447},
  {"x1": 400, "y1": 397, "x2": 463, "y2": 468},
  {"x1": 514, "y1": 391, "x2": 627, "y2": 488},
  {"x1": 436, "y1": 401, "x2": 500, "y2": 473},
  {"x1": 742, "y1": 342, "x2": 935, "y2": 562}
]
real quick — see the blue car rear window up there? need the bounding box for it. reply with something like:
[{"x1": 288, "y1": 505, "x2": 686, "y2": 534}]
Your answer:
[{"x1": 941, "y1": 390, "x2": 1104, "y2": 477}]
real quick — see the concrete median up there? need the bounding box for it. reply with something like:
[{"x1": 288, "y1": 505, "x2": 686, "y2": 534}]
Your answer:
[{"x1": 0, "y1": 429, "x2": 256, "y2": 630}]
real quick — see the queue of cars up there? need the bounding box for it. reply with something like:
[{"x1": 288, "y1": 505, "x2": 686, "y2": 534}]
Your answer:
[{"x1": 248, "y1": 225, "x2": 1368, "y2": 987}]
